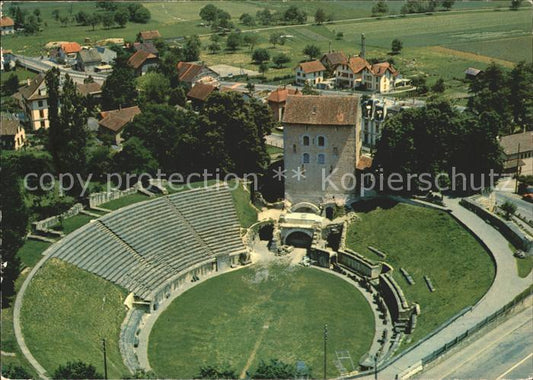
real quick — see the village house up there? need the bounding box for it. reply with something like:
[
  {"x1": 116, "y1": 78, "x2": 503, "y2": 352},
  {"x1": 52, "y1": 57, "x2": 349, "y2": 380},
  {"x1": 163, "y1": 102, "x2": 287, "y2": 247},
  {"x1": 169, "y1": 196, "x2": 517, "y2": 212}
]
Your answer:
[
  {"x1": 176, "y1": 61, "x2": 219, "y2": 86},
  {"x1": 1, "y1": 118, "x2": 26, "y2": 150},
  {"x1": 1, "y1": 49, "x2": 15, "y2": 71},
  {"x1": 127, "y1": 50, "x2": 158, "y2": 76},
  {"x1": 76, "y1": 82, "x2": 102, "y2": 98},
  {"x1": 138, "y1": 30, "x2": 161, "y2": 42},
  {"x1": 58, "y1": 42, "x2": 82, "y2": 66},
  {"x1": 76, "y1": 48, "x2": 102, "y2": 72},
  {"x1": 95, "y1": 46, "x2": 117, "y2": 65},
  {"x1": 499, "y1": 131, "x2": 533, "y2": 175},
  {"x1": 0, "y1": 16, "x2": 15, "y2": 35},
  {"x1": 282, "y1": 95, "x2": 362, "y2": 203},
  {"x1": 98, "y1": 106, "x2": 142, "y2": 146},
  {"x1": 186, "y1": 83, "x2": 217, "y2": 108},
  {"x1": 320, "y1": 51, "x2": 348, "y2": 73},
  {"x1": 133, "y1": 41, "x2": 159, "y2": 56},
  {"x1": 295, "y1": 61, "x2": 326, "y2": 86},
  {"x1": 334, "y1": 56, "x2": 399, "y2": 93},
  {"x1": 17, "y1": 73, "x2": 49, "y2": 131},
  {"x1": 266, "y1": 87, "x2": 301, "y2": 122}
]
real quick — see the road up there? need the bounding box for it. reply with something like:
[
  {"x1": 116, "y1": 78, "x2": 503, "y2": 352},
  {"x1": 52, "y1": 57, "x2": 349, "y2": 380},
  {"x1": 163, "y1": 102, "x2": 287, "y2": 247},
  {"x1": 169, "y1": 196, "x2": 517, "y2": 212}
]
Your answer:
[
  {"x1": 416, "y1": 302, "x2": 533, "y2": 380},
  {"x1": 494, "y1": 191, "x2": 532, "y2": 222},
  {"x1": 13, "y1": 54, "x2": 108, "y2": 84}
]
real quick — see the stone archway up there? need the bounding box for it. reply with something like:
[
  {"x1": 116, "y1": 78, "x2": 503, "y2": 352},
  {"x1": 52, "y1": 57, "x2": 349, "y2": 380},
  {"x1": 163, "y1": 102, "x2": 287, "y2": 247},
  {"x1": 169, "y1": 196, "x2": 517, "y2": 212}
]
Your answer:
[
  {"x1": 290, "y1": 202, "x2": 321, "y2": 214},
  {"x1": 284, "y1": 230, "x2": 313, "y2": 248}
]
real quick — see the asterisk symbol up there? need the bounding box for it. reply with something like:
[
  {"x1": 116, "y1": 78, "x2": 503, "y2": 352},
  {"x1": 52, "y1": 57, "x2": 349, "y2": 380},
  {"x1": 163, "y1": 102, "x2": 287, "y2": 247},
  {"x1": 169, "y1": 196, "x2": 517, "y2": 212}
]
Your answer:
[
  {"x1": 292, "y1": 167, "x2": 306, "y2": 181},
  {"x1": 272, "y1": 166, "x2": 286, "y2": 181}
]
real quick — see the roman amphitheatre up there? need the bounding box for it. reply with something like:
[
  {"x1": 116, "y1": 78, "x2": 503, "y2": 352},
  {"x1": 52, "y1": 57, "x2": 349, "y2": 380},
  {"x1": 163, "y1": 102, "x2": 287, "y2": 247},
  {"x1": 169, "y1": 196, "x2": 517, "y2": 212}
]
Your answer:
[{"x1": 13, "y1": 180, "x2": 514, "y2": 379}]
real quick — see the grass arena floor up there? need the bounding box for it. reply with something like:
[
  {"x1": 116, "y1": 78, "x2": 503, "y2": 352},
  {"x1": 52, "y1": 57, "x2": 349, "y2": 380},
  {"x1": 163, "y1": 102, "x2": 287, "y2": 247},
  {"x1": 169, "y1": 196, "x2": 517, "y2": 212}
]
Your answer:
[
  {"x1": 346, "y1": 200, "x2": 495, "y2": 347},
  {"x1": 148, "y1": 263, "x2": 374, "y2": 378}
]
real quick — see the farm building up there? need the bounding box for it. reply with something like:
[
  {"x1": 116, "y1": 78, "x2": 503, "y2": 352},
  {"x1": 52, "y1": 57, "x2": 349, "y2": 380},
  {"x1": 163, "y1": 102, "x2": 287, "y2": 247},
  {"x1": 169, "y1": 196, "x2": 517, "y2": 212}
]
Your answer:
[
  {"x1": 0, "y1": 16, "x2": 15, "y2": 35},
  {"x1": 127, "y1": 50, "x2": 158, "y2": 76},
  {"x1": 0, "y1": 118, "x2": 26, "y2": 150},
  {"x1": 98, "y1": 106, "x2": 142, "y2": 146}
]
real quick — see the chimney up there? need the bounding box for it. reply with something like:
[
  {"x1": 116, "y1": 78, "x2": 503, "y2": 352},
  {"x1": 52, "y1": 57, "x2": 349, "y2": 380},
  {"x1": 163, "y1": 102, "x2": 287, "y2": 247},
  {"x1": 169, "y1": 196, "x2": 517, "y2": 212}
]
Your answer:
[{"x1": 360, "y1": 33, "x2": 366, "y2": 59}]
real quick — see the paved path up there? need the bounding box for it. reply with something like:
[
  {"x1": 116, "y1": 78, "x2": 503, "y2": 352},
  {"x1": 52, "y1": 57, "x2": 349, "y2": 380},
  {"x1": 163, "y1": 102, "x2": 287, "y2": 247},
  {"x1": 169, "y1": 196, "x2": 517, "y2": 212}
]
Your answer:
[
  {"x1": 417, "y1": 300, "x2": 532, "y2": 379},
  {"x1": 353, "y1": 196, "x2": 532, "y2": 379}
]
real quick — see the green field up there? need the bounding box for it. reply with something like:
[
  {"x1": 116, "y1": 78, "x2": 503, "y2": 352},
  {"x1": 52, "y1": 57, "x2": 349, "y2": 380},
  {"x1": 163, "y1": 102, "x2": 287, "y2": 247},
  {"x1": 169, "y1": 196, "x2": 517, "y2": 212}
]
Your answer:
[
  {"x1": 149, "y1": 263, "x2": 374, "y2": 378},
  {"x1": 100, "y1": 192, "x2": 151, "y2": 210},
  {"x1": 16, "y1": 239, "x2": 50, "y2": 268},
  {"x1": 20, "y1": 258, "x2": 128, "y2": 378},
  {"x1": 516, "y1": 256, "x2": 533, "y2": 278},
  {"x1": 230, "y1": 182, "x2": 258, "y2": 228},
  {"x1": 446, "y1": 35, "x2": 532, "y2": 63},
  {"x1": 346, "y1": 201, "x2": 495, "y2": 345}
]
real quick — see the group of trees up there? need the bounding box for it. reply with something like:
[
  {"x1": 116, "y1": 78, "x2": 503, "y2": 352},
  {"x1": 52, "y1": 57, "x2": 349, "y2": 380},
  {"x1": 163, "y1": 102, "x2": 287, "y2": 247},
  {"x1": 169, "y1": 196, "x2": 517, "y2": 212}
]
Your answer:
[
  {"x1": 199, "y1": 4, "x2": 233, "y2": 31},
  {"x1": 74, "y1": 3, "x2": 150, "y2": 30},
  {"x1": 6, "y1": 5, "x2": 42, "y2": 34},
  {"x1": 240, "y1": 5, "x2": 313, "y2": 27},
  {"x1": 197, "y1": 359, "x2": 312, "y2": 379},
  {"x1": 400, "y1": 0, "x2": 455, "y2": 14}
]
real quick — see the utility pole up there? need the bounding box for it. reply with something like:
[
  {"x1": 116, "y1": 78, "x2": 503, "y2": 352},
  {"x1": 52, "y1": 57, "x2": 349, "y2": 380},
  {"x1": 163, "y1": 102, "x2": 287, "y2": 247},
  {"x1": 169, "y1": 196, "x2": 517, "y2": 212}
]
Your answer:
[
  {"x1": 515, "y1": 142, "x2": 521, "y2": 194},
  {"x1": 102, "y1": 339, "x2": 108, "y2": 380},
  {"x1": 374, "y1": 353, "x2": 378, "y2": 380},
  {"x1": 323, "y1": 324, "x2": 328, "y2": 380}
]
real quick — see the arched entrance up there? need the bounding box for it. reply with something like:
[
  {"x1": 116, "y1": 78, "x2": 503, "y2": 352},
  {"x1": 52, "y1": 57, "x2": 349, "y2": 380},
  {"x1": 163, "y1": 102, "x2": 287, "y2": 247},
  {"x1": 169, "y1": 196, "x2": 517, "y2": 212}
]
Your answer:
[{"x1": 285, "y1": 231, "x2": 313, "y2": 248}]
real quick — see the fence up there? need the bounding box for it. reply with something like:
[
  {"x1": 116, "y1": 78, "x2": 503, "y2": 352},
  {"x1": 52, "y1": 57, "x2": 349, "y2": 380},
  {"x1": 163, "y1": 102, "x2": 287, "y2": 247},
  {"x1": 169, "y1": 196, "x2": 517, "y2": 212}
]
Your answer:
[
  {"x1": 420, "y1": 285, "x2": 533, "y2": 367},
  {"x1": 89, "y1": 184, "x2": 140, "y2": 208},
  {"x1": 31, "y1": 203, "x2": 84, "y2": 232}
]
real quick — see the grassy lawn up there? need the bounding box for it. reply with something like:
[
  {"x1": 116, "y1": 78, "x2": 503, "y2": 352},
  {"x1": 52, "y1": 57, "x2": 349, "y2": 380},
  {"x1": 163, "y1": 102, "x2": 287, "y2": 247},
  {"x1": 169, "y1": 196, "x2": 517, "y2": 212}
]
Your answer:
[
  {"x1": 0, "y1": 67, "x2": 38, "y2": 83},
  {"x1": 16, "y1": 240, "x2": 51, "y2": 269},
  {"x1": 229, "y1": 182, "x2": 258, "y2": 228},
  {"x1": 516, "y1": 256, "x2": 533, "y2": 278},
  {"x1": 20, "y1": 258, "x2": 128, "y2": 378},
  {"x1": 346, "y1": 201, "x2": 495, "y2": 346},
  {"x1": 149, "y1": 263, "x2": 374, "y2": 378},
  {"x1": 100, "y1": 192, "x2": 151, "y2": 210},
  {"x1": 54, "y1": 214, "x2": 95, "y2": 235}
]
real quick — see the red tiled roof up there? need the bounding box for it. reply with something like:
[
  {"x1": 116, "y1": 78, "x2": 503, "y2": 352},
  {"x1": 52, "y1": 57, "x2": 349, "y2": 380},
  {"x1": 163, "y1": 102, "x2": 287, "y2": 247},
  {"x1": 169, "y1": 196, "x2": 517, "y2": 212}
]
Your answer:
[
  {"x1": 99, "y1": 106, "x2": 141, "y2": 133},
  {"x1": 76, "y1": 82, "x2": 102, "y2": 97},
  {"x1": 187, "y1": 83, "x2": 217, "y2": 101},
  {"x1": 176, "y1": 61, "x2": 204, "y2": 83},
  {"x1": 0, "y1": 16, "x2": 14, "y2": 27},
  {"x1": 133, "y1": 41, "x2": 158, "y2": 55},
  {"x1": 1, "y1": 119, "x2": 20, "y2": 136},
  {"x1": 139, "y1": 30, "x2": 161, "y2": 40},
  {"x1": 297, "y1": 60, "x2": 326, "y2": 74},
  {"x1": 19, "y1": 73, "x2": 46, "y2": 101},
  {"x1": 371, "y1": 62, "x2": 399, "y2": 77},
  {"x1": 283, "y1": 95, "x2": 360, "y2": 126},
  {"x1": 127, "y1": 50, "x2": 156, "y2": 70},
  {"x1": 267, "y1": 87, "x2": 301, "y2": 103},
  {"x1": 345, "y1": 56, "x2": 372, "y2": 74},
  {"x1": 321, "y1": 51, "x2": 348, "y2": 66},
  {"x1": 356, "y1": 155, "x2": 373, "y2": 171},
  {"x1": 60, "y1": 42, "x2": 82, "y2": 54}
]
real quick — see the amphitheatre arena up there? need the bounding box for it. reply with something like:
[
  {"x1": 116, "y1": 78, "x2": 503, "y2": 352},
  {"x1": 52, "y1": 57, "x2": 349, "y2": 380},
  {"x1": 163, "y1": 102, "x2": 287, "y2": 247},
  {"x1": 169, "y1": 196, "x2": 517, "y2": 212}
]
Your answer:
[{"x1": 15, "y1": 181, "x2": 502, "y2": 379}]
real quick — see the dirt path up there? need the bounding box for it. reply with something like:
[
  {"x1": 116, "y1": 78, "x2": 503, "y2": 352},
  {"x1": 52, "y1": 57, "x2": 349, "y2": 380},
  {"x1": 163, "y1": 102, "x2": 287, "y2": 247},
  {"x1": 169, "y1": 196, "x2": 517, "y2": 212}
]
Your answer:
[{"x1": 239, "y1": 317, "x2": 272, "y2": 378}]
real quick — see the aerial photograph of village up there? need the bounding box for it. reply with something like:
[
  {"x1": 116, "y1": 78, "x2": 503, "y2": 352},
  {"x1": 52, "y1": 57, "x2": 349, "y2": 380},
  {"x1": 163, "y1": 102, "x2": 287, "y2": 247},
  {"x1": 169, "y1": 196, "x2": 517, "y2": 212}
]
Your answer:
[{"x1": 0, "y1": 0, "x2": 531, "y2": 379}]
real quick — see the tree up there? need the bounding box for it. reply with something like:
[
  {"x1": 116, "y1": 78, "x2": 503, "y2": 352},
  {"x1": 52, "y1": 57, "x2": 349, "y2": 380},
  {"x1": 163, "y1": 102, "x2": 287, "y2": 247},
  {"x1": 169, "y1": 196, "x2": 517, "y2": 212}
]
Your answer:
[
  {"x1": 114, "y1": 8, "x2": 129, "y2": 28},
  {"x1": 501, "y1": 201, "x2": 517, "y2": 220},
  {"x1": 101, "y1": 57, "x2": 137, "y2": 110},
  {"x1": 239, "y1": 13, "x2": 255, "y2": 26},
  {"x1": 432, "y1": 78, "x2": 445, "y2": 93},
  {"x1": 207, "y1": 42, "x2": 221, "y2": 54},
  {"x1": 131, "y1": 5, "x2": 151, "y2": 23},
  {"x1": 137, "y1": 72, "x2": 170, "y2": 105},
  {"x1": 53, "y1": 361, "x2": 103, "y2": 380},
  {"x1": 252, "y1": 48, "x2": 270, "y2": 64},
  {"x1": 2, "y1": 364, "x2": 31, "y2": 379},
  {"x1": 510, "y1": 0, "x2": 523, "y2": 10},
  {"x1": 52, "y1": 9, "x2": 60, "y2": 21},
  {"x1": 226, "y1": 32, "x2": 242, "y2": 51},
  {"x1": 314, "y1": 8, "x2": 327, "y2": 24},
  {"x1": 88, "y1": 14, "x2": 100, "y2": 31},
  {"x1": 441, "y1": 0, "x2": 455, "y2": 10},
  {"x1": 256, "y1": 9, "x2": 273, "y2": 25},
  {"x1": 284, "y1": 5, "x2": 307, "y2": 24},
  {"x1": 302, "y1": 82, "x2": 319, "y2": 95},
  {"x1": 252, "y1": 359, "x2": 295, "y2": 379},
  {"x1": 101, "y1": 12, "x2": 115, "y2": 29},
  {"x1": 183, "y1": 35, "x2": 201, "y2": 61},
  {"x1": 336, "y1": 31, "x2": 344, "y2": 40},
  {"x1": 372, "y1": 0, "x2": 389, "y2": 16},
  {"x1": 197, "y1": 364, "x2": 237, "y2": 379},
  {"x1": 269, "y1": 32, "x2": 285, "y2": 47},
  {"x1": 45, "y1": 67, "x2": 62, "y2": 168},
  {"x1": 302, "y1": 44, "x2": 321, "y2": 60},
  {"x1": 13, "y1": 6, "x2": 25, "y2": 28},
  {"x1": 273, "y1": 53, "x2": 290, "y2": 68},
  {"x1": 391, "y1": 39, "x2": 403, "y2": 54},
  {"x1": 243, "y1": 34, "x2": 259, "y2": 51},
  {"x1": 59, "y1": 15, "x2": 70, "y2": 27},
  {"x1": 509, "y1": 61, "x2": 533, "y2": 130},
  {"x1": 3, "y1": 73, "x2": 20, "y2": 95},
  {"x1": 114, "y1": 137, "x2": 158, "y2": 177},
  {"x1": 75, "y1": 10, "x2": 90, "y2": 25},
  {"x1": 24, "y1": 15, "x2": 40, "y2": 34},
  {"x1": 259, "y1": 62, "x2": 269, "y2": 76},
  {"x1": 199, "y1": 4, "x2": 219, "y2": 25}
]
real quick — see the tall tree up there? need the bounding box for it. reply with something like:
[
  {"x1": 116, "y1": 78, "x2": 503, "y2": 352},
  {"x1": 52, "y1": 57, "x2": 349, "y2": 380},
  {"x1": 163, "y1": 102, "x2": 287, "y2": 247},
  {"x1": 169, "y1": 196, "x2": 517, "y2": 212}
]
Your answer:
[
  {"x1": 183, "y1": 35, "x2": 201, "y2": 61},
  {"x1": 302, "y1": 44, "x2": 321, "y2": 60},
  {"x1": 45, "y1": 67, "x2": 62, "y2": 168},
  {"x1": 53, "y1": 361, "x2": 103, "y2": 380},
  {"x1": 314, "y1": 8, "x2": 327, "y2": 24},
  {"x1": 101, "y1": 56, "x2": 137, "y2": 110}
]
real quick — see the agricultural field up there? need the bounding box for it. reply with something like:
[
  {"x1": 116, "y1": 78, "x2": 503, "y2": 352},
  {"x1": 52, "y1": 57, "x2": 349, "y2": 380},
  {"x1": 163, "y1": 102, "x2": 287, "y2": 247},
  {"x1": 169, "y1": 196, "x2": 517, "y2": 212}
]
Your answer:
[
  {"x1": 346, "y1": 200, "x2": 495, "y2": 346},
  {"x1": 149, "y1": 263, "x2": 375, "y2": 378},
  {"x1": 20, "y1": 259, "x2": 128, "y2": 378}
]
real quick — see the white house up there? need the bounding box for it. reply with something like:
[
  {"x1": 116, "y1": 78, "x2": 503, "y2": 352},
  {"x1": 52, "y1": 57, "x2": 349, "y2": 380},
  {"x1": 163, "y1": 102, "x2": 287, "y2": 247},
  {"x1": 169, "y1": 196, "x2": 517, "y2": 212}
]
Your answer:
[
  {"x1": 295, "y1": 61, "x2": 326, "y2": 86},
  {"x1": 0, "y1": 16, "x2": 15, "y2": 35},
  {"x1": 17, "y1": 74, "x2": 49, "y2": 131},
  {"x1": 334, "y1": 56, "x2": 399, "y2": 93}
]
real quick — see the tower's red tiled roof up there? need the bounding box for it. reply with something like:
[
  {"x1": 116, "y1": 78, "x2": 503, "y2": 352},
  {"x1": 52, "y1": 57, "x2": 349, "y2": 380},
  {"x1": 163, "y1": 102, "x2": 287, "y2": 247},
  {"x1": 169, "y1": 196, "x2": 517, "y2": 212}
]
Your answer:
[{"x1": 283, "y1": 95, "x2": 360, "y2": 126}]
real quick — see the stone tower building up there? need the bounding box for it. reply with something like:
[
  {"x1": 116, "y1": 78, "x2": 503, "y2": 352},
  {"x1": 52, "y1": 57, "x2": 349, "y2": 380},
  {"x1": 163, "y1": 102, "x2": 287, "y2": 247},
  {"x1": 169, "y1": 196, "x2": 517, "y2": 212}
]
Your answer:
[{"x1": 282, "y1": 95, "x2": 362, "y2": 204}]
